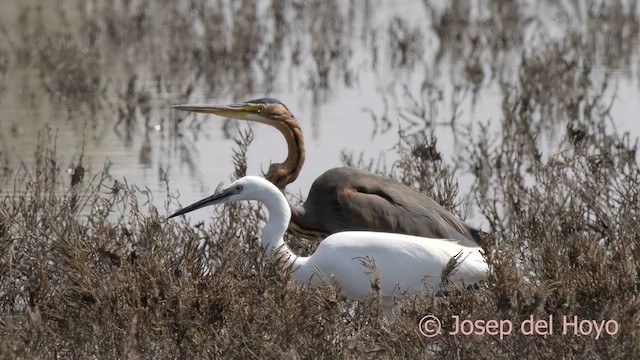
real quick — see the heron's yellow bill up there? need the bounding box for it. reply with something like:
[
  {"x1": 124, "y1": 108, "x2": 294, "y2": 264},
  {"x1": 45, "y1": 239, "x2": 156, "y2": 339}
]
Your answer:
[{"x1": 171, "y1": 103, "x2": 260, "y2": 119}]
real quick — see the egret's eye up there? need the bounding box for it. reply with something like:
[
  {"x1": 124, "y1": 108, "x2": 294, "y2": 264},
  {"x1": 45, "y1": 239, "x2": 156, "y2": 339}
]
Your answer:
[{"x1": 235, "y1": 185, "x2": 243, "y2": 191}]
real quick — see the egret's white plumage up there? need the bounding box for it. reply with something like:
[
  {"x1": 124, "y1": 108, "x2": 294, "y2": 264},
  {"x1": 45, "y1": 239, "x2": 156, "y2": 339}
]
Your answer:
[{"x1": 169, "y1": 176, "x2": 488, "y2": 320}]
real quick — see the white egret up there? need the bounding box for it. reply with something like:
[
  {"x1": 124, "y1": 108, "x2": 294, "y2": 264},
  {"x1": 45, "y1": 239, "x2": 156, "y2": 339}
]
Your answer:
[{"x1": 169, "y1": 176, "x2": 488, "y2": 320}]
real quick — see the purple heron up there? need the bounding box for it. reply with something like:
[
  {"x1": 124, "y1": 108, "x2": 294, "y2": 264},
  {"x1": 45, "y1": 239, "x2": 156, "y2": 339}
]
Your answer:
[
  {"x1": 172, "y1": 98, "x2": 483, "y2": 247},
  {"x1": 169, "y1": 176, "x2": 488, "y2": 321}
]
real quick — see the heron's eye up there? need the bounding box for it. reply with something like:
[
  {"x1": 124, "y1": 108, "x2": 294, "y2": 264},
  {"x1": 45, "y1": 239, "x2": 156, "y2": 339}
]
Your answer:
[
  {"x1": 235, "y1": 185, "x2": 243, "y2": 191},
  {"x1": 257, "y1": 105, "x2": 264, "y2": 113}
]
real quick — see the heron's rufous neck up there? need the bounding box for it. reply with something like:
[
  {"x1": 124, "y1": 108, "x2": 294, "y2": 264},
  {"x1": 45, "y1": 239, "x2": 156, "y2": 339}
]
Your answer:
[{"x1": 268, "y1": 115, "x2": 305, "y2": 189}]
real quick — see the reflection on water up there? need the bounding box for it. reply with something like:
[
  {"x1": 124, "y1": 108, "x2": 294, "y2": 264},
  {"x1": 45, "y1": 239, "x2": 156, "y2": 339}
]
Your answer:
[{"x1": 0, "y1": 0, "x2": 638, "y2": 225}]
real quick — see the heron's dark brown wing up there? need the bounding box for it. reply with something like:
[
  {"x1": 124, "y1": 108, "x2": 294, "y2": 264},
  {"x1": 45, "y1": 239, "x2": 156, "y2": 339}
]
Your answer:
[{"x1": 299, "y1": 167, "x2": 480, "y2": 246}]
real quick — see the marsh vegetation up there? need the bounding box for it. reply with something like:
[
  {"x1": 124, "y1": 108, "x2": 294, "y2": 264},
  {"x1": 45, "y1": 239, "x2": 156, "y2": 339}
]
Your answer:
[{"x1": 1, "y1": 0, "x2": 639, "y2": 358}]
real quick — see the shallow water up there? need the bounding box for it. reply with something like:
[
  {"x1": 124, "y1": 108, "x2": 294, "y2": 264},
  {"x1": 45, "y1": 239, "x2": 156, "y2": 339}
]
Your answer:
[{"x1": 0, "y1": 0, "x2": 638, "y2": 227}]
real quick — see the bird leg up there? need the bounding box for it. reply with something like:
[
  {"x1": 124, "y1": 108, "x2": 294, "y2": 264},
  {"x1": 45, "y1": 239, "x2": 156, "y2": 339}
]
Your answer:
[{"x1": 382, "y1": 297, "x2": 397, "y2": 326}]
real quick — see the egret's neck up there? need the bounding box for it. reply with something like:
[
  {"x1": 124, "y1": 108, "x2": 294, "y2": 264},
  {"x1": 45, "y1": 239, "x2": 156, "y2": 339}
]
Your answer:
[{"x1": 258, "y1": 186, "x2": 304, "y2": 271}]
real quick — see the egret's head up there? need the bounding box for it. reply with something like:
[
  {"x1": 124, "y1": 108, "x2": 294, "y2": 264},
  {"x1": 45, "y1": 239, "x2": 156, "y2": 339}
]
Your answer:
[
  {"x1": 168, "y1": 176, "x2": 275, "y2": 218},
  {"x1": 171, "y1": 98, "x2": 292, "y2": 126}
]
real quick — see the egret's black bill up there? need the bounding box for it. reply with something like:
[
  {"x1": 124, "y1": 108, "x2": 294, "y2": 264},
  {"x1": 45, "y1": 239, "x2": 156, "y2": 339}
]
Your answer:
[{"x1": 168, "y1": 189, "x2": 233, "y2": 218}]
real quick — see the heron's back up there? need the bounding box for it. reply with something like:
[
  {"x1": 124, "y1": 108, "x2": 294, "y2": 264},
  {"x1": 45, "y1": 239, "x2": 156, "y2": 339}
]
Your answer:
[{"x1": 301, "y1": 167, "x2": 483, "y2": 246}]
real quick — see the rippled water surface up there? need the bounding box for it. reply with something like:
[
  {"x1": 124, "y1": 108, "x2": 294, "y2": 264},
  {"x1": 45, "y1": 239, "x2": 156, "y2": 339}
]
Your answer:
[{"x1": 1, "y1": 0, "x2": 638, "y2": 225}]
